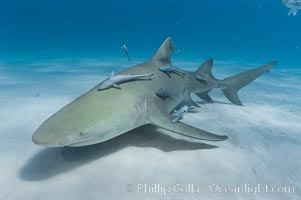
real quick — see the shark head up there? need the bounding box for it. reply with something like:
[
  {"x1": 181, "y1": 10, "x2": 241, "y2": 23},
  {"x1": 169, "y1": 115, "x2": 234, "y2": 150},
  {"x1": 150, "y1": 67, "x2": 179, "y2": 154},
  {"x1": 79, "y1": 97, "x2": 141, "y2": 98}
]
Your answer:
[
  {"x1": 31, "y1": 39, "x2": 178, "y2": 147},
  {"x1": 32, "y1": 86, "x2": 148, "y2": 147}
]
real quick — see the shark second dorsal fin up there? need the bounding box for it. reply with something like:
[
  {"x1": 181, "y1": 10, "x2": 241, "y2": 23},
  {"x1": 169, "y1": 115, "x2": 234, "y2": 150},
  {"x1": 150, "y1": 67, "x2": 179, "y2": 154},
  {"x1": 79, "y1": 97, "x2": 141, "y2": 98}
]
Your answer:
[
  {"x1": 151, "y1": 37, "x2": 175, "y2": 66},
  {"x1": 195, "y1": 58, "x2": 216, "y2": 80}
]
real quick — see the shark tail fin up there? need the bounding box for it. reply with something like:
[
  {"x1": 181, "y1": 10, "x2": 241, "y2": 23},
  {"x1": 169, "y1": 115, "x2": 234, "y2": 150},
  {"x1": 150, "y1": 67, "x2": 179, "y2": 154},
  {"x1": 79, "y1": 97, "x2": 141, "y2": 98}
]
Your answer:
[
  {"x1": 195, "y1": 60, "x2": 277, "y2": 106},
  {"x1": 220, "y1": 61, "x2": 277, "y2": 106},
  {"x1": 151, "y1": 37, "x2": 175, "y2": 66}
]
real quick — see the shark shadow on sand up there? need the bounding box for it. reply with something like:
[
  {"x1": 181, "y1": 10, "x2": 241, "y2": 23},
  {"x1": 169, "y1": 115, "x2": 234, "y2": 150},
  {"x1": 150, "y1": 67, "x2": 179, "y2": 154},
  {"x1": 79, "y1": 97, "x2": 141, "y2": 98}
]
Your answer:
[{"x1": 19, "y1": 125, "x2": 218, "y2": 181}]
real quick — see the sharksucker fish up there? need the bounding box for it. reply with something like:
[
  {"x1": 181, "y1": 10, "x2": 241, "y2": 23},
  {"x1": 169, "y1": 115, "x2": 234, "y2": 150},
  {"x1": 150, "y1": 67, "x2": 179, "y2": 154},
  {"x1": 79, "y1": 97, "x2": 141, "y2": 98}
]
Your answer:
[
  {"x1": 159, "y1": 65, "x2": 186, "y2": 78},
  {"x1": 32, "y1": 37, "x2": 276, "y2": 147},
  {"x1": 172, "y1": 105, "x2": 194, "y2": 123},
  {"x1": 121, "y1": 44, "x2": 131, "y2": 61},
  {"x1": 194, "y1": 59, "x2": 220, "y2": 87},
  {"x1": 283, "y1": 0, "x2": 301, "y2": 16},
  {"x1": 98, "y1": 71, "x2": 154, "y2": 90},
  {"x1": 196, "y1": 74, "x2": 226, "y2": 89},
  {"x1": 156, "y1": 88, "x2": 177, "y2": 101}
]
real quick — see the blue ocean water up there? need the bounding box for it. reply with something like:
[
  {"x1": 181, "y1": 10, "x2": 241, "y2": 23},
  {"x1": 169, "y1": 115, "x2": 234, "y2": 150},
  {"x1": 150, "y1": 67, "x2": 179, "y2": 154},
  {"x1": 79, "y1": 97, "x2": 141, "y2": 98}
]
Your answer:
[
  {"x1": 0, "y1": 1, "x2": 301, "y2": 200},
  {"x1": 0, "y1": 0, "x2": 301, "y2": 66}
]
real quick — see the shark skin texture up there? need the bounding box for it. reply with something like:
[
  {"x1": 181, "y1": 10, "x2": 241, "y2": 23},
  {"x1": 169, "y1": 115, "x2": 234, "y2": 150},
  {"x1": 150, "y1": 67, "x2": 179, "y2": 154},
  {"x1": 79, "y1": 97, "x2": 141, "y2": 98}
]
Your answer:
[{"x1": 32, "y1": 37, "x2": 276, "y2": 147}]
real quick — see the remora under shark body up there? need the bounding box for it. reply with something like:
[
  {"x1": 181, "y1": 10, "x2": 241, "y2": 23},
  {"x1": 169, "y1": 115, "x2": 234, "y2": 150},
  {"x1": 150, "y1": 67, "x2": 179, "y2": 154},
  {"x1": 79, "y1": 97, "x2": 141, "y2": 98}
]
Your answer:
[
  {"x1": 172, "y1": 105, "x2": 194, "y2": 123},
  {"x1": 32, "y1": 38, "x2": 276, "y2": 147}
]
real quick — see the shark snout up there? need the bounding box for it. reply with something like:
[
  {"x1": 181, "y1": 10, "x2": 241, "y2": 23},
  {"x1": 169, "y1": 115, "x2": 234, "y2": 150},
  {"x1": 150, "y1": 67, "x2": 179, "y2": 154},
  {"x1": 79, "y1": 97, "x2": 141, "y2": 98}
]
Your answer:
[
  {"x1": 32, "y1": 125, "x2": 84, "y2": 147},
  {"x1": 32, "y1": 129, "x2": 67, "y2": 147},
  {"x1": 32, "y1": 133, "x2": 63, "y2": 147}
]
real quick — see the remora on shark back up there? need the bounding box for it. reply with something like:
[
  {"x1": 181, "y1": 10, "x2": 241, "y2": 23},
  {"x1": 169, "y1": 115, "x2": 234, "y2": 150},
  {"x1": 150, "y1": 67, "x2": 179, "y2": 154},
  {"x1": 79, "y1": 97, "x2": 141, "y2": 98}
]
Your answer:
[
  {"x1": 98, "y1": 71, "x2": 154, "y2": 90},
  {"x1": 32, "y1": 37, "x2": 276, "y2": 147}
]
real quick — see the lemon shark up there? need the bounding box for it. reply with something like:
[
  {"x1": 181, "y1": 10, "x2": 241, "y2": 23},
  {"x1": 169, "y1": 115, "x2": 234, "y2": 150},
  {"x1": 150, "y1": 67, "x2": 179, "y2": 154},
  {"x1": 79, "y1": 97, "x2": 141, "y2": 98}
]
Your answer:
[{"x1": 32, "y1": 38, "x2": 276, "y2": 147}]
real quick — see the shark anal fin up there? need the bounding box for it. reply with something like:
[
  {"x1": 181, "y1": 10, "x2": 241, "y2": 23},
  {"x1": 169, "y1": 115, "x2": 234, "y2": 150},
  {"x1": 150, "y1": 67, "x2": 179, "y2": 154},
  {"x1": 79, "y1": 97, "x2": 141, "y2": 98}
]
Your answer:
[
  {"x1": 150, "y1": 113, "x2": 228, "y2": 141},
  {"x1": 182, "y1": 88, "x2": 200, "y2": 107},
  {"x1": 196, "y1": 91, "x2": 213, "y2": 103}
]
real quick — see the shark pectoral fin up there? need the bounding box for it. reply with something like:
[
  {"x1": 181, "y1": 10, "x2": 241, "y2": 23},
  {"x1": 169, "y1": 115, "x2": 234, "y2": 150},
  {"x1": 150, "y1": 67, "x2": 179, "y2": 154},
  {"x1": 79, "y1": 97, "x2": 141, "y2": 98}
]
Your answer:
[
  {"x1": 113, "y1": 83, "x2": 121, "y2": 89},
  {"x1": 150, "y1": 114, "x2": 228, "y2": 141},
  {"x1": 222, "y1": 88, "x2": 242, "y2": 106},
  {"x1": 196, "y1": 91, "x2": 213, "y2": 103}
]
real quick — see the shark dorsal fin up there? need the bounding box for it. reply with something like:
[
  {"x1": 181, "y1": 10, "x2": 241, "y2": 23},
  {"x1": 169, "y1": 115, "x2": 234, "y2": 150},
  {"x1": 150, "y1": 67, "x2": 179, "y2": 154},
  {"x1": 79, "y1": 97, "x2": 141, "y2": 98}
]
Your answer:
[
  {"x1": 152, "y1": 37, "x2": 175, "y2": 66},
  {"x1": 111, "y1": 71, "x2": 115, "y2": 77}
]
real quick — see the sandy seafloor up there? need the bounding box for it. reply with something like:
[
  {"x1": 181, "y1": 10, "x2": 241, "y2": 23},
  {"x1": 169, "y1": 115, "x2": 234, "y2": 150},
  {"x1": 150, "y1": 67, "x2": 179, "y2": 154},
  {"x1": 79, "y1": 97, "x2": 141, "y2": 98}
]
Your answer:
[{"x1": 0, "y1": 58, "x2": 300, "y2": 200}]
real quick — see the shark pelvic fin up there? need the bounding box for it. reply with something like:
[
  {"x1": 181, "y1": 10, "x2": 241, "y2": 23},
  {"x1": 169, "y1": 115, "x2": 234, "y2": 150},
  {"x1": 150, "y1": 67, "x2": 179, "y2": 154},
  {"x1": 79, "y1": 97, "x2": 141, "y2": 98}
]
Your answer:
[
  {"x1": 182, "y1": 88, "x2": 200, "y2": 107},
  {"x1": 152, "y1": 37, "x2": 175, "y2": 66},
  {"x1": 220, "y1": 61, "x2": 277, "y2": 106},
  {"x1": 149, "y1": 112, "x2": 228, "y2": 141},
  {"x1": 221, "y1": 88, "x2": 242, "y2": 106}
]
